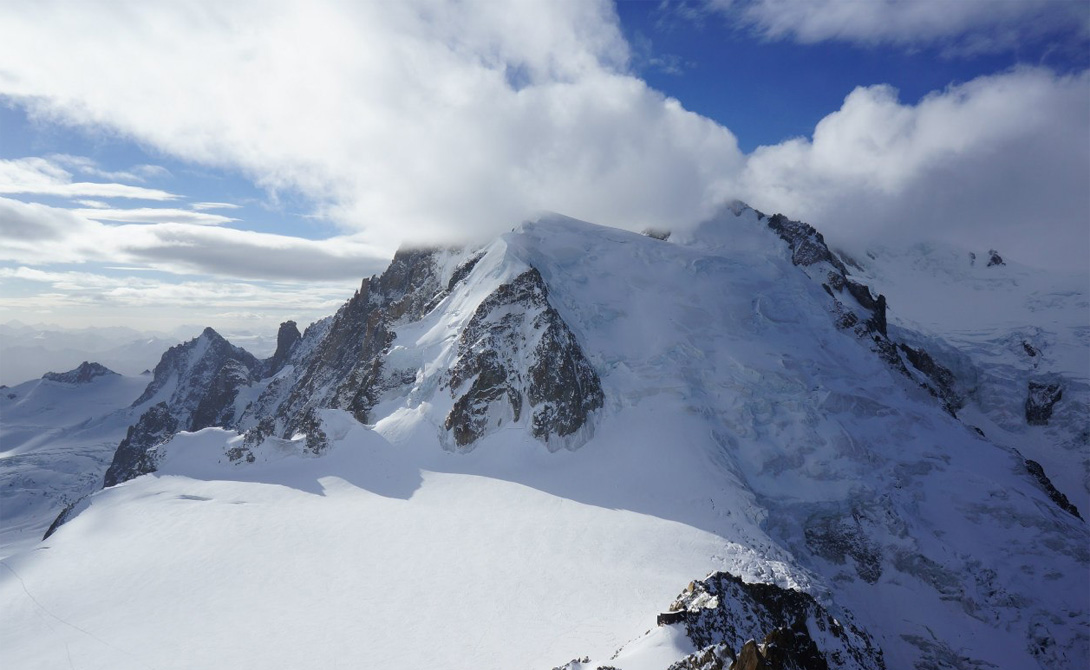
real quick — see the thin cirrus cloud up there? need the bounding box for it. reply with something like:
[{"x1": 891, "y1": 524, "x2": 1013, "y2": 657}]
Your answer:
[
  {"x1": 0, "y1": 196, "x2": 388, "y2": 281},
  {"x1": 704, "y1": 0, "x2": 1089, "y2": 54},
  {"x1": 191, "y1": 202, "x2": 242, "y2": 211},
  {"x1": 0, "y1": 266, "x2": 349, "y2": 313},
  {"x1": 71, "y1": 207, "x2": 238, "y2": 226},
  {"x1": 0, "y1": 0, "x2": 1085, "y2": 274},
  {"x1": 48, "y1": 154, "x2": 172, "y2": 183},
  {"x1": 0, "y1": 157, "x2": 179, "y2": 201}
]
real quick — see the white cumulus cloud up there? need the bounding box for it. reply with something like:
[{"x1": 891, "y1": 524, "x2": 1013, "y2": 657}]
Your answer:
[
  {"x1": 738, "y1": 67, "x2": 1090, "y2": 269},
  {"x1": 0, "y1": 0, "x2": 742, "y2": 250}
]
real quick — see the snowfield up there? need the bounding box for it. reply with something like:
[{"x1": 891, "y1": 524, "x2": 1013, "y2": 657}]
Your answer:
[{"x1": 1, "y1": 208, "x2": 1086, "y2": 669}]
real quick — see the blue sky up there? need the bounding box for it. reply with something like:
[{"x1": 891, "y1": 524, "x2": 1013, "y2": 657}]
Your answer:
[{"x1": 0, "y1": 0, "x2": 1087, "y2": 334}]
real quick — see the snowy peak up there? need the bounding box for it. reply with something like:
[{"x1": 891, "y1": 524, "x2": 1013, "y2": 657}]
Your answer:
[
  {"x1": 42, "y1": 361, "x2": 118, "y2": 384},
  {"x1": 132, "y1": 326, "x2": 261, "y2": 430}
]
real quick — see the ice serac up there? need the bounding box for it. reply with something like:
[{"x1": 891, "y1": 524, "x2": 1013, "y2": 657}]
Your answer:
[
  {"x1": 42, "y1": 361, "x2": 118, "y2": 384},
  {"x1": 444, "y1": 267, "x2": 603, "y2": 450}
]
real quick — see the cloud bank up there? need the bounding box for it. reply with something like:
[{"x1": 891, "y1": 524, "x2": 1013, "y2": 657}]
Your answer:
[{"x1": 0, "y1": 0, "x2": 1085, "y2": 272}]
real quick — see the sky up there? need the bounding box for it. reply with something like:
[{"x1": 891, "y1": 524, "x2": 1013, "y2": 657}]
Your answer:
[{"x1": 0, "y1": 0, "x2": 1087, "y2": 336}]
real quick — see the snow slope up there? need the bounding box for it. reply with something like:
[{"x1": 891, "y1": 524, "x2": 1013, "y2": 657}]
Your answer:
[
  {"x1": 855, "y1": 242, "x2": 1090, "y2": 515},
  {"x1": 0, "y1": 371, "x2": 148, "y2": 558},
  {"x1": 1, "y1": 210, "x2": 1086, "y2": 669}
]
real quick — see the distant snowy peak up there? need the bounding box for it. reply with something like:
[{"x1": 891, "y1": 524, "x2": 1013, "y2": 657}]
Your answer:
[
  {"x1": 42, "y1": 361, "x2": 118, "y2": 384},
  {"x1": 131, "y1": 326, "x2": 262, "y2": 430}
]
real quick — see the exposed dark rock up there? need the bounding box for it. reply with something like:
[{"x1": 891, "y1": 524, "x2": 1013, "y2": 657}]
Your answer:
[
  {"x1": 805, "y1": 513, "x2": 884, "y2": 583},
  {"x1": 843, "y1": 280, "x2": 887, "y2": 337},
  {"x1": 43, "y1": 498, "x2": 84, "y2": 540},
  {"x1": 447, "y1": 252, "x2": 486, "y2": 292},
  {"x1": 43, "y1": 361, "x2": 118, "y2": 384},
  {"x1": 664, "y1": 571, "x2": 884, "y2": 670},
  {"x1": 969, "y1": 251, "x2": 976, "y2": 266},
  {"x1": 1022, "y1": 341, "x2": 1039, "y2": 358},
  {"x1": 297, "y1": 409, "x2": 330, "y2": 455},
  {"x1": 643, "y1": 228, "x2": 672, "y2": 241},
  {"x1": 445, "y1": 267, "x2": 603, "y2": 449},
  {"x1": 103, "y1": 402, "x2": 179, "y2": 487},
  {"x1": 667, "y1": 644, "x2": 734, "y2": 670},
  {"x1": 264, "y1": 320, "x2": 301, "y2": 376},
  {"x1": 189, "y1": 359, "x2": 252, "y2": 431},
  {"x1": 766, "y1": 214, "x2": 847, "y2": 272},
  {"x1": 267, "y1": 248, "x2": 446, "y2": 434},
  {"x1": 1025, "y1": 459, "x2": 1081, "y2": 519},
  {"x1": 755, "y1": 206, "x2": 969, "y2": 424},
  {"x1": 986, "y1": 249, "x2": 1005, "y2": 267},
  {"x1": 659, "y1": 610, "x2": 688, "y2": 626},
  {"x1": 1025, "y1": 381, "x2": 1063, "y2": 425},
  {"x1": 899, "y1": 344, "x2": 962, "y2": 415}
]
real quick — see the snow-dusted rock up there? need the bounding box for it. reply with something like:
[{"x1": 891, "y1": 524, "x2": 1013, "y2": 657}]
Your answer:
[
  {"x1": 445, "y1": 267, "x2": 603, "y2": 450},
  {"x1": 42, "y1": 361, "x2": 118, "y2": 384},
  {"x1": 1026, "y1": 380, "x2": 1063, "y2": 425}
]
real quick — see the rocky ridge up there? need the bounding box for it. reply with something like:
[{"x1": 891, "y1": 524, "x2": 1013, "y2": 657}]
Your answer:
[{"x1": 42, "y1": 361, "x2": 118, "y2": 384}]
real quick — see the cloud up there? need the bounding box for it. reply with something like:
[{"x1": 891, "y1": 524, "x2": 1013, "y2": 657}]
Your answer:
[
  {"x1": 738, "y1": 67, "x2": 1090, "y2": 270},
  {"x1": 47, "y1": 154, "x2": 169, "y2": 182},
  {"x1": 0, "y1": 0, "x2": 742, "y2": 249},
  {"x1": 0, "y1": 1, "x2": 1084, "y2": 276},
  {"x1": 72, "y1": 206, "x2": 237, "y2": 226},
  {"x1": 191, "y1": 202, "x2": 241, "y2": 211},
  {"x1": 0, "y1": 157, "x2": 178, "y2": 200},
  {"x1": 0, "y1": 197, "x2": 388, "y2": 281},
  {"x1": 704, "y1": 0, "x2": 1089, "y2": 54},
  {"x1": 0, "y1": 266, "x2": 347, "y2": 312}
]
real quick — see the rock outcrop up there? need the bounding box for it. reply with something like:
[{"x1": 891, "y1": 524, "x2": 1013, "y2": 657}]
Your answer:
[
  {"x1": 445, "y1": 267, "x2": 603, "y2": 450},
  {"x1": 43, "y1": 361, "x2": 117, "y2": 384},
  {"x1": 264, "y1": 320, "x2": 301, "y2": 376},
  {"x1": 103, "y1": 402, "x2": 179, "y2": 487},
  {"x1": 1025, "y1": 381, "x2": 1063, "y2": 425},
  {"x1": 258, "y1": 247, "x2": 447, "y2": 435},
  {"x1": 1025, "y1": 459, "x2": 1081, "y2": 519},
  {"x1": 662, "y1": 571, "x2": 884, "y2": 670}
]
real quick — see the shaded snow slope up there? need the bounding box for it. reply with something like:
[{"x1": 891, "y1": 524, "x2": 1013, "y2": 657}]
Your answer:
[
  {"x1": 1, "y1": 211, "x2": 1087, "y2": 669},
  {"x1": 855, "y1": 242, "x2": 1090, "y2": 516}
]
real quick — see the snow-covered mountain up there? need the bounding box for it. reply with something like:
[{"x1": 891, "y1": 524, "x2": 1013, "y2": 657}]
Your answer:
[{"x1": 1, "y1": 205, "x2": 1086, "y2": 670}]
